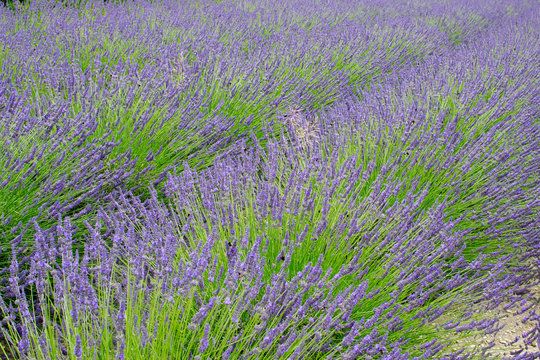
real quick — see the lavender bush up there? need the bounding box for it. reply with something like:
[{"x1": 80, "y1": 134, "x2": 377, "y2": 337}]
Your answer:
[{"x1": 0, "y1": 0, "x2": 539, "y2": 359}]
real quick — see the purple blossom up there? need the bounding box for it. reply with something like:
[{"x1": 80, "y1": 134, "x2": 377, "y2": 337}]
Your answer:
[{"x1": 198, "y1": 323, "x2": 211, "y2": 354}]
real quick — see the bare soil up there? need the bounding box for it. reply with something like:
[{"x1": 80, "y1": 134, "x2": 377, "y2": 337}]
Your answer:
[{"x1": 429, "y1": 262, "x2": 540, "y2": 359}]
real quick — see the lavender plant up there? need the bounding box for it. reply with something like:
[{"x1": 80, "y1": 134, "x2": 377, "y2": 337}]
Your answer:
[{"x1": 0, "y1": 0, "x2": 539, "y2": 359}]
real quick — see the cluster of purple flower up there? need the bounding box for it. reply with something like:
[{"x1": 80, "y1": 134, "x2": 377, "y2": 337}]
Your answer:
[{"x1": 0, "y1": 0, "x2": 539, "y2": 359}]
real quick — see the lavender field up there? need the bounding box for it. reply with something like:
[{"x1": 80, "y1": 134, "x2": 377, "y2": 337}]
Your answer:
[{"x1": 0, "y1": 0, "x2": 539, "y2": 358}]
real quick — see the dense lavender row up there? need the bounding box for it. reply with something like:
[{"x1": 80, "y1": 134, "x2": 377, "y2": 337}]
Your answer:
[{"x1": 0, "y1": 0, "x2": 539, "y2": 359}]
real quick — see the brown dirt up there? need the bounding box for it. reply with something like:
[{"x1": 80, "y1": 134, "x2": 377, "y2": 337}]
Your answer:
[{"x1": 429, "y1": 262, "x2": 540, "y2": 359}]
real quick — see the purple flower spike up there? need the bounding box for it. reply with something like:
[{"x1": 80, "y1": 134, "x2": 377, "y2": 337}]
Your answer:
[
  {"x1": 199, "y1": 323, "x2": 211, "y2": 354},
  {"x1": 74, "y1": 334, "x2": 82, "y2": 358}
]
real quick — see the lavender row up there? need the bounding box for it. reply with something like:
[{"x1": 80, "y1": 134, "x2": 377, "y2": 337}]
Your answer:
[{"x1": 0, "y1": 0, "x2": 539, "y2": 358}]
